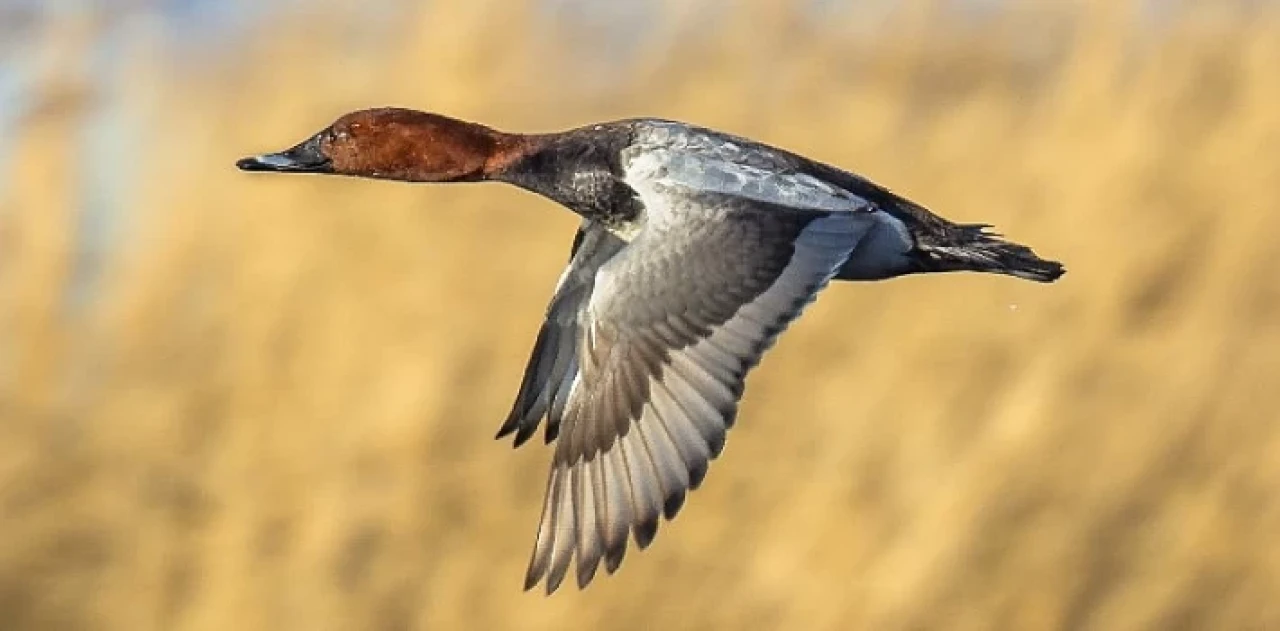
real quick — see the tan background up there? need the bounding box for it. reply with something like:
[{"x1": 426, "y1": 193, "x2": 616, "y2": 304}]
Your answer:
[{"x1": 2, "y1": 1, "x2": 1278, "y2": 629}]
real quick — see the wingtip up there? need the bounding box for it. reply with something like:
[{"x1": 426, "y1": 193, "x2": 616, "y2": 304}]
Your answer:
[
  {"x1": 513, "y1": 424, "x2": 537, "y2": 447},
  {"x1": 575, "y1": 560, "x2": 599, "y2": 590},
  {"x1": 545, "y1": 571, "x2": 566, "y2": 595},
  {"x1": 494, "y1": 412, "x2": 520, "y2": 441},
  {"x1": 604, "y1": 544, "x2": 627, "y2": 574},
  {"x1": 545, "y1": 557, "x2": 570, "y2": 595},
  {"x1": 495, "y1": 413, "x2": 539, "y2": 448},
  {"x1": 687, "y1": 460, "x2": 709, "y2": 490},
  {"x1": 662, "y1": 489, "x2": 686, "y2": 520},
  {"x1": 523, "y1": 573, "x2": 540, "y2": 593},
  {"x1": 634, "y1": 517, "x2": 658, "y2": 549}
]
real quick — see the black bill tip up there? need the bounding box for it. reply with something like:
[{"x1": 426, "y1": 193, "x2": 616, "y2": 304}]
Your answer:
[
  {"x1": 236, "y1": 133, "x2": 332, "y2": 173},
  {"x1": 236, "y1": 155, "x2": 277, "y2": 171}
]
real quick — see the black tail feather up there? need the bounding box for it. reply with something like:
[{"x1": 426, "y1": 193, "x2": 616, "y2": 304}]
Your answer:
[{"x1": 916, "y1": 224, "x2": 1064, "y2": 282}]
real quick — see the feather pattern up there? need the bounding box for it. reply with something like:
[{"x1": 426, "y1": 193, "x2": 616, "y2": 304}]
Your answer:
[
  {"x1": 516, "y1": 135, "x2": 878, "y2": 591},
  {"x1": 497, "y1": 223, "x2": 627, "y2": 447},
  {"x1": 496, "y1": 119, "x2": 1060, "y2": 593}
]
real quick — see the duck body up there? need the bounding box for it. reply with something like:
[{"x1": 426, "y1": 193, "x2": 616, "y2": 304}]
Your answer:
[
  {"x1": 498, "y1": 118, "x2": 1061, "y2": 282},
  {"x1": 237, "y1": 108, "x2": 1064, "y2": 594}
]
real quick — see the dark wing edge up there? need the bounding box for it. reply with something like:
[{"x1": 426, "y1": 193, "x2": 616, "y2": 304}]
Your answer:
[
  {"x1": 496, "y1": 222, "x2": 628, "y2": 447},
  {"x1": 523, "y1": 209, "x2": 871, "y2": 594}
]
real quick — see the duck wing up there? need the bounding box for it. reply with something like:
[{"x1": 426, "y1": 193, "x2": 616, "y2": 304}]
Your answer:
[
  {"x1": 497, "y1": 222, "x2": 627, "y2": 447},
  {"x1": 522, "y1": 142, "x2": 879, "y2": 592}
]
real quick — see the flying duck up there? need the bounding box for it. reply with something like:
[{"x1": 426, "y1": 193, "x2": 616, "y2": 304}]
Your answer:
[{"x1": 237, "y1": 108, "x2": 1064, "y2": 594}]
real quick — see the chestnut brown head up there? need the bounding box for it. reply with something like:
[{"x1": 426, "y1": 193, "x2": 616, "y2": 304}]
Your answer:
[{"x1": 236, "y1": 108, "x2": 522, "y2": 182}]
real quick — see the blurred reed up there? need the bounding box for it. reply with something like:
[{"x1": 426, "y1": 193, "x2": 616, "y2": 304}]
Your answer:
[{"x1": 1, "y1": 1, "x2": 1278, "y2": 629}]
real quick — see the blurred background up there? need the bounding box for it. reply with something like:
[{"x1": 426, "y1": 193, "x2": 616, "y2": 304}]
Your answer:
[{"x1": 2, "y1": 0, "x2": 1278, "y2": 629}]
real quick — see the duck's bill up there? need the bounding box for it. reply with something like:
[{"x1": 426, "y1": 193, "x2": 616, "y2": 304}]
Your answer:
[{"x1": 236, "y1": 136, "x2": 332, "y2": 173}]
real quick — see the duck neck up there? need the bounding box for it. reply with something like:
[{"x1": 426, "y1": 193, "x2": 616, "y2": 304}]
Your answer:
[{"x1": 490, "y1": 128, "x2": 643, "y2": 226}]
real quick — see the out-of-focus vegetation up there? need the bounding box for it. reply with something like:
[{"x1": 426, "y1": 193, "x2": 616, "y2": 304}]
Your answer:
[{"x1": 2, "y1": 1, "x2": 1278, "y2": 629}]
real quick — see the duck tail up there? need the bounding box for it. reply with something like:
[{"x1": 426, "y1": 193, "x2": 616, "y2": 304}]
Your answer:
[{"x1": 915, "y1": 224, "x2": 1065, "y2": 283}]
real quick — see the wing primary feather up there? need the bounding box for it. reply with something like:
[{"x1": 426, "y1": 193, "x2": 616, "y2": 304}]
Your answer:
[
  {"x1": 647, "y1": 378, "x2": 712, "y2": 490},
  {"x1": 498, "y1": 323, "x2": 560, "y2": 444},
  {"x1": 646, "y1": 382, "x2": 704, "y2": 480},
  {"x1": 523, "y1": 466, "x2": 561, "y2": 591},
  {"x1": 602, "y1": 448, "x2": 632, "y2": 573},
  {"x1": 639, "y1": 392, "x2": 690, "y2": 520},
  {"x1": 545, "y1": 353, "x2": 579, "y2": 443},
  {"x1": 544, "y1": 468, "x2": 577, "y2": 594},
  {"x1": 540, "y1": 330, "x2": 581, "y2": 442},
  {"x1": 630, "y1": 407, "x2": 687, "y2": 526},
  {"x1": 618, "y1": 427, "x2": 662, "y2": 549},
  {"x1": 653, "y1": 371, "x2": 723, "y2": 464},
  {"x1": 574, "y1": 460, "x2": 603, "y2": 589}
]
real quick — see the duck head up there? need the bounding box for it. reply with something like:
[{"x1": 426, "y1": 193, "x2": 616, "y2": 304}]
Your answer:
[{"x1": 236, "y1": 108, "x2": 523, "y2": 182}]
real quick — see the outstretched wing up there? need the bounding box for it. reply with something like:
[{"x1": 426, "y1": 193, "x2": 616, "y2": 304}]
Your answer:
[
  {"x1": 523, "y1": 189, "x2": 875, "y2": 593},
  {"x1": 496, "y1": 222, "x2": 627, "y2": 447}
]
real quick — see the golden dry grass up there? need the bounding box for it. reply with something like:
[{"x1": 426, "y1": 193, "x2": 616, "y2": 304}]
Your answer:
[{"x1": 3, "y1": 1, "x2": 1279, "y2": 629}]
